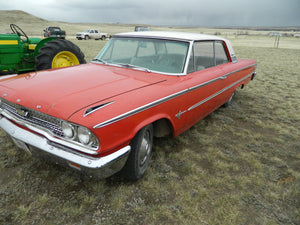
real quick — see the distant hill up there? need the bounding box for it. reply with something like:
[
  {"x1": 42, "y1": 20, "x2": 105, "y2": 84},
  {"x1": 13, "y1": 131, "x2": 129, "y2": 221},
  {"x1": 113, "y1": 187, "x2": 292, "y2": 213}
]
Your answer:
[
  {"x1": 0, "y1": 10, "x2": 47, "y2": 25},
  {"x1": 0, "y1": 10, "x2": 137, "y2": 37},
  {"x1": 0, "y1": 10, "x2": 53, "y2": 35}
]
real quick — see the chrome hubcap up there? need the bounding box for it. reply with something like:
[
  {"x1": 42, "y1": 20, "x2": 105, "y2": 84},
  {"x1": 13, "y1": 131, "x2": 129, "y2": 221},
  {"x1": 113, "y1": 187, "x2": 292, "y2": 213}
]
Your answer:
[{"x1": 139, "y1": 131, "x2": 151, "y2": 166}]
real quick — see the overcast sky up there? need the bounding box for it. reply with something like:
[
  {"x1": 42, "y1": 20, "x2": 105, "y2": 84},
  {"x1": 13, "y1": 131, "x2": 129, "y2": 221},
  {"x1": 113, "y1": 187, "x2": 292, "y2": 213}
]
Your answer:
[{"x1": 1, "y1": 0, "x2": 300, "y2": 27}]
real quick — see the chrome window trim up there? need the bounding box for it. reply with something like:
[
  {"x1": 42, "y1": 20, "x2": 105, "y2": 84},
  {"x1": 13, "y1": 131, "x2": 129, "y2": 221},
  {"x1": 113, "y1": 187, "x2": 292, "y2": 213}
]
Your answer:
[
  {"x1": 183, "y1": 40, "x2": 194, "y2": 74},
  {"x1": 94, "y1": 64, "x2": 256, "y2": 129}
]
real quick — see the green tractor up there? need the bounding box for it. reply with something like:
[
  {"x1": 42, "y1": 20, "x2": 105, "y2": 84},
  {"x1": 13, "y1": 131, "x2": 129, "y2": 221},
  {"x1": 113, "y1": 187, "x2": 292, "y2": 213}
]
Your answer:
[{"x1": 0, "y1": 24, "x2": 85, "y2": 75}]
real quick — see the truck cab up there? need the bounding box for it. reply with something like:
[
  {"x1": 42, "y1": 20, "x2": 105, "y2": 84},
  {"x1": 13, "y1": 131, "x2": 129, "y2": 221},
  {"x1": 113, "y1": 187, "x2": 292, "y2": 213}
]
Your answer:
[{"x1": 76, "y1": 29, "x2": 108, "y2": 40}]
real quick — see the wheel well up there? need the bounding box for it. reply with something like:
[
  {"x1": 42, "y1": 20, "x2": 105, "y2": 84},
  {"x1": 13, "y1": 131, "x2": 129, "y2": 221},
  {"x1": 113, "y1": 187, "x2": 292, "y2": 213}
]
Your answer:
[{"x1": 152, "y1": 119, "x2": 173, "y2": 138}]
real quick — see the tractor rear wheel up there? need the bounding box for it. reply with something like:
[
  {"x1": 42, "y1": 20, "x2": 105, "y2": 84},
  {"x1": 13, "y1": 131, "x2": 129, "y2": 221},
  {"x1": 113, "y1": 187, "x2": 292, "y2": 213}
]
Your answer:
[{"x1": 35, "y1": 39, "x2": 85, "y2": 71}]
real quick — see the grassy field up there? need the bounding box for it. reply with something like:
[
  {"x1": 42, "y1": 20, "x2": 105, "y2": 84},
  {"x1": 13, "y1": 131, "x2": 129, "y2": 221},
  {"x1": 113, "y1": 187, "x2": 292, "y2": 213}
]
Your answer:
[{"x1": 0, "y1": 10, "x2": 300, "y2": 225}]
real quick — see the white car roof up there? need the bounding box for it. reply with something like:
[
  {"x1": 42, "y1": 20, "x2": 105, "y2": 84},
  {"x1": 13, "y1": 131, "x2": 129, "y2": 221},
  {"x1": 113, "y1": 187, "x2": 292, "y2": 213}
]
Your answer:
[
  {"x1": 114, "y1": 31, "x2": 224, "y2": 41},
  {"x1": 114, "y1": 31, "x2": 236, "y2": 59}
]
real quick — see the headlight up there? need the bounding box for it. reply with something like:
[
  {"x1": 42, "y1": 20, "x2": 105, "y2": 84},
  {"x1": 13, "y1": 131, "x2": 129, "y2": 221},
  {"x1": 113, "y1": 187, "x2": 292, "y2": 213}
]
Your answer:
[
  {"x1": 62, "y1": 121, "x2": 75, "y2": 138},
  {"x1": 78, "y1": 126, "x2": 91, "y2": 145},
  {"x1": 60, "y1": 121, "x2": 99, "y2": 151}
]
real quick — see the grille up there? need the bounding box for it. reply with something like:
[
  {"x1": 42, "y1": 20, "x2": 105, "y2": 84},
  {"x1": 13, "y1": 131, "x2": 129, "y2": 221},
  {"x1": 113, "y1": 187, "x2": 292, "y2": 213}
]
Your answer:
[{"x1": 1, "y1": 99, "x2": 64, "y2": 137}]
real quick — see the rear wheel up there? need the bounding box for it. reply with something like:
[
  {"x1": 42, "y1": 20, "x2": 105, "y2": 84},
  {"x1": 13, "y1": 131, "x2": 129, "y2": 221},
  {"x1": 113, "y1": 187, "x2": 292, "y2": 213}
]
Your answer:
[
  {"x1": 121, "y1": 124, "x2": 153, "y2": 180},
  {"x1": 35, "y1": 39, "x2": 86, "y2": 71}
]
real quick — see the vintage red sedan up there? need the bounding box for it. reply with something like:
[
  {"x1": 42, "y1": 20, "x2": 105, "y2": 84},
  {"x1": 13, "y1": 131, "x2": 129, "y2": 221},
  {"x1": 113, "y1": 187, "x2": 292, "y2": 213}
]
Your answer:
[{"x1": 0, "y1": 31, "x2": 256, "y2": 180}]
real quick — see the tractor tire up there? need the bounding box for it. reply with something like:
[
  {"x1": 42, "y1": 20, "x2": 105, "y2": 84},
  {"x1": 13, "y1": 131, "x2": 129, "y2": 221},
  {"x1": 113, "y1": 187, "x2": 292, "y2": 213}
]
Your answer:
[{"x1": 35, "y1": 39, "x2": 86, "y2": 71}]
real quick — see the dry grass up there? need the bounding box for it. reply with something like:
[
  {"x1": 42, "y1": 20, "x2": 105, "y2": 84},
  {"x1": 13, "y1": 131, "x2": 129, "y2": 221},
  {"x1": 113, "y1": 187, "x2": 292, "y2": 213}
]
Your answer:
[{"x1": 0, "y1": 10, "x2": 300, "y2": 225}]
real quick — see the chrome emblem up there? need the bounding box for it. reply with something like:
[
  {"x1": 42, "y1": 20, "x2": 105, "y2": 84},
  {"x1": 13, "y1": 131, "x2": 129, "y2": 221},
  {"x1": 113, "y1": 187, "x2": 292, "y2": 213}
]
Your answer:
[{"x1": 16, "y1": 108, "x2": 30, "y2": 117}]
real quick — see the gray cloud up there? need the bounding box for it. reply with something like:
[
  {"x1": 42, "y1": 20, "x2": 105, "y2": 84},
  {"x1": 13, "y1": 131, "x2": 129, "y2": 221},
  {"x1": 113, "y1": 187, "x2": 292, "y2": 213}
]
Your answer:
[{"x1": 2, "y1": 0, "x2": 300, "y2": 26}]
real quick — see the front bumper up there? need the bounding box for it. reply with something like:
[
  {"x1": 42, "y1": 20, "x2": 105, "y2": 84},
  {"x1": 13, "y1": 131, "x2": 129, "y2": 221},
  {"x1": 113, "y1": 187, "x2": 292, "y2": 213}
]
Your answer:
[
  {"x1": 76, "y1": 34, "x2": 84, "y2": 38},
  {"x1": 50, "y1": 34, "x2": 65, "y2": 38},
  {"x1": 0, "y1": 117, "x2": 131, "y2": 179}
]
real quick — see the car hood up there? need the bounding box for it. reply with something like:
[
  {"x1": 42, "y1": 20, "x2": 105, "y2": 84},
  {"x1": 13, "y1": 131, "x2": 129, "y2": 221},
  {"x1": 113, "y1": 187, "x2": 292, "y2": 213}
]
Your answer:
[{"x1": 0, "y1": 63, "x2": 166, "y2": 120}]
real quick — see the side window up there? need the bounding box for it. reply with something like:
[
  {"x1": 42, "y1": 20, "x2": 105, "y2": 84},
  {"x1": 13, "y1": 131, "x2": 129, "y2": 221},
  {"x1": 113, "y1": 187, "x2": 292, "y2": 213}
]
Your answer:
[
  {"x1": 188, "y1": 41, "x2": 230, "y2": 73},
  {"x1": 215, "y1": 41, "x2": 229, "y2": 65},
  {"x1": 194, "y1": 41, "x2": 214, "y2": 71},
  {"x1": 95, "y1": 30, "x2": 99, "y2": 33}
]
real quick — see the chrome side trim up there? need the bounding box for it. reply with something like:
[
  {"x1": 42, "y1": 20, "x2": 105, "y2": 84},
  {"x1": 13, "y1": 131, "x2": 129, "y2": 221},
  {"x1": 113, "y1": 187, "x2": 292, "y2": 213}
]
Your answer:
[
  {"x1": 189, "y1": 63, "x2": 256, "y2": 92},
  {"x1": 94, "y1": 89, "x2": 187, "y2": 128},
  {"x1": 0, "y1": 117, "x2": 131, "y2": 172},
  {"x1": 188, "y1": 72, "x2": 253, "y2": 112},
  {"x1": 93, "y1": 64, "x2": 256, "y2": 129}
]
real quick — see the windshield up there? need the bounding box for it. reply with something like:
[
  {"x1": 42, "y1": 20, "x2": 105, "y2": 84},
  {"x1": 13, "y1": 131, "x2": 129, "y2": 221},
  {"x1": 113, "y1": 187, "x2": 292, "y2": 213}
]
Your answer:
[{"x1": 94, "y1": 37, "x2": 189, "y2": 74}]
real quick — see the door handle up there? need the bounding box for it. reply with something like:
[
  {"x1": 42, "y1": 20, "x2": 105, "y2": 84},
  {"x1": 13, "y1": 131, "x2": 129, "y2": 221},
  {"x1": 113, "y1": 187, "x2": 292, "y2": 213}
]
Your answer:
[{"x1": 220, "y1": 76, "x2": 227, "y2": 80}]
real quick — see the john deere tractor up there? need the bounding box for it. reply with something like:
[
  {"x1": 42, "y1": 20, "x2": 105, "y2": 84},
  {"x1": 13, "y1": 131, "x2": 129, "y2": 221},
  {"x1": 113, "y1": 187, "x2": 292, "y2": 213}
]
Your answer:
[{"x1": 0, "y1": 24, "x2": 85, "y2": 75}]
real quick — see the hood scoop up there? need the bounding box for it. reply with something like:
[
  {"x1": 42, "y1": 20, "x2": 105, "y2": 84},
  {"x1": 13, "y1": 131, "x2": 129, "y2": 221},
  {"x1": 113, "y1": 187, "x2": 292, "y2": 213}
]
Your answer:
[{"x1": 84, "y1": 101, "x2": 115, "y2": 117}]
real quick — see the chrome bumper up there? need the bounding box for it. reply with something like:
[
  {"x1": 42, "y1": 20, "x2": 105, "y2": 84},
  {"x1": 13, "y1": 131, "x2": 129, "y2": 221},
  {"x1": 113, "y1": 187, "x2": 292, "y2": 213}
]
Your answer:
[{"x1": 0, "y1": 117, "x2": 131, "y2": 179}]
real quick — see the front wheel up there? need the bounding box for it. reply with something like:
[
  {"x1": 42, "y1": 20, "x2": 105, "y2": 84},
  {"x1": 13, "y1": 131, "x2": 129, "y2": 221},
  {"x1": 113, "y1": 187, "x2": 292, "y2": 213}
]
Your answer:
[
  {"x1": 121, "y1": 124, "x2": 153, "y2": 180},
  {"x1": 35, "y1": 39, "x2": 86, "y2": 71}
]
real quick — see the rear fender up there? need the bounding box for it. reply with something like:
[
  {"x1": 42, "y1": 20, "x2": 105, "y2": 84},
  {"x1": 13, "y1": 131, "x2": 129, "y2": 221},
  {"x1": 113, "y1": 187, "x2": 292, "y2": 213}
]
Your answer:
[{"x1": 34, "y1": 37, "x2": 56, "y2": 57}]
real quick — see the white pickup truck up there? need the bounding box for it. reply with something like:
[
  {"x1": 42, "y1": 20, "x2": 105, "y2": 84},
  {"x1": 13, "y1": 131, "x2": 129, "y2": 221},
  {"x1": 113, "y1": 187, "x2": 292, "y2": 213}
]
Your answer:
[{"x1": 76, "y1": 29, "x2": 108, "y2": 40}]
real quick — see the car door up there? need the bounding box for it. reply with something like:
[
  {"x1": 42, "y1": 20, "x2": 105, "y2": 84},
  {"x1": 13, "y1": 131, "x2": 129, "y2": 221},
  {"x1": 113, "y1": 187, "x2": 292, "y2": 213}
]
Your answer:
[
  {"x1": 94, "y1": 30, "x2": 99, "y2": 39},
  {"x1": 179, "y1": 41, "x2": 229, "y2": 129},
  {"x1": 90, "y1": 30, "x2": 95, "y2": 39}
]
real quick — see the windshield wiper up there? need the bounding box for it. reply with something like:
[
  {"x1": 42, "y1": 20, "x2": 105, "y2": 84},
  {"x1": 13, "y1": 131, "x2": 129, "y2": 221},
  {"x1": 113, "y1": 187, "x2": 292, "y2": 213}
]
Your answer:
[
  {"x1": 116, "y1": 63, "x2": 152, "y2": 73},
  {"x1": 92, "y1": 58, "x2": 107, "y2": 64}
]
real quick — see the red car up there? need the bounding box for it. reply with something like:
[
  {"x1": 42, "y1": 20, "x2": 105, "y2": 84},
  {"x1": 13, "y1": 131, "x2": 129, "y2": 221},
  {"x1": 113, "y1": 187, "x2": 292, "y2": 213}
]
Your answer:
[{"x1": 0, "y1": 31, "x2": 256, "y2": 180}]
